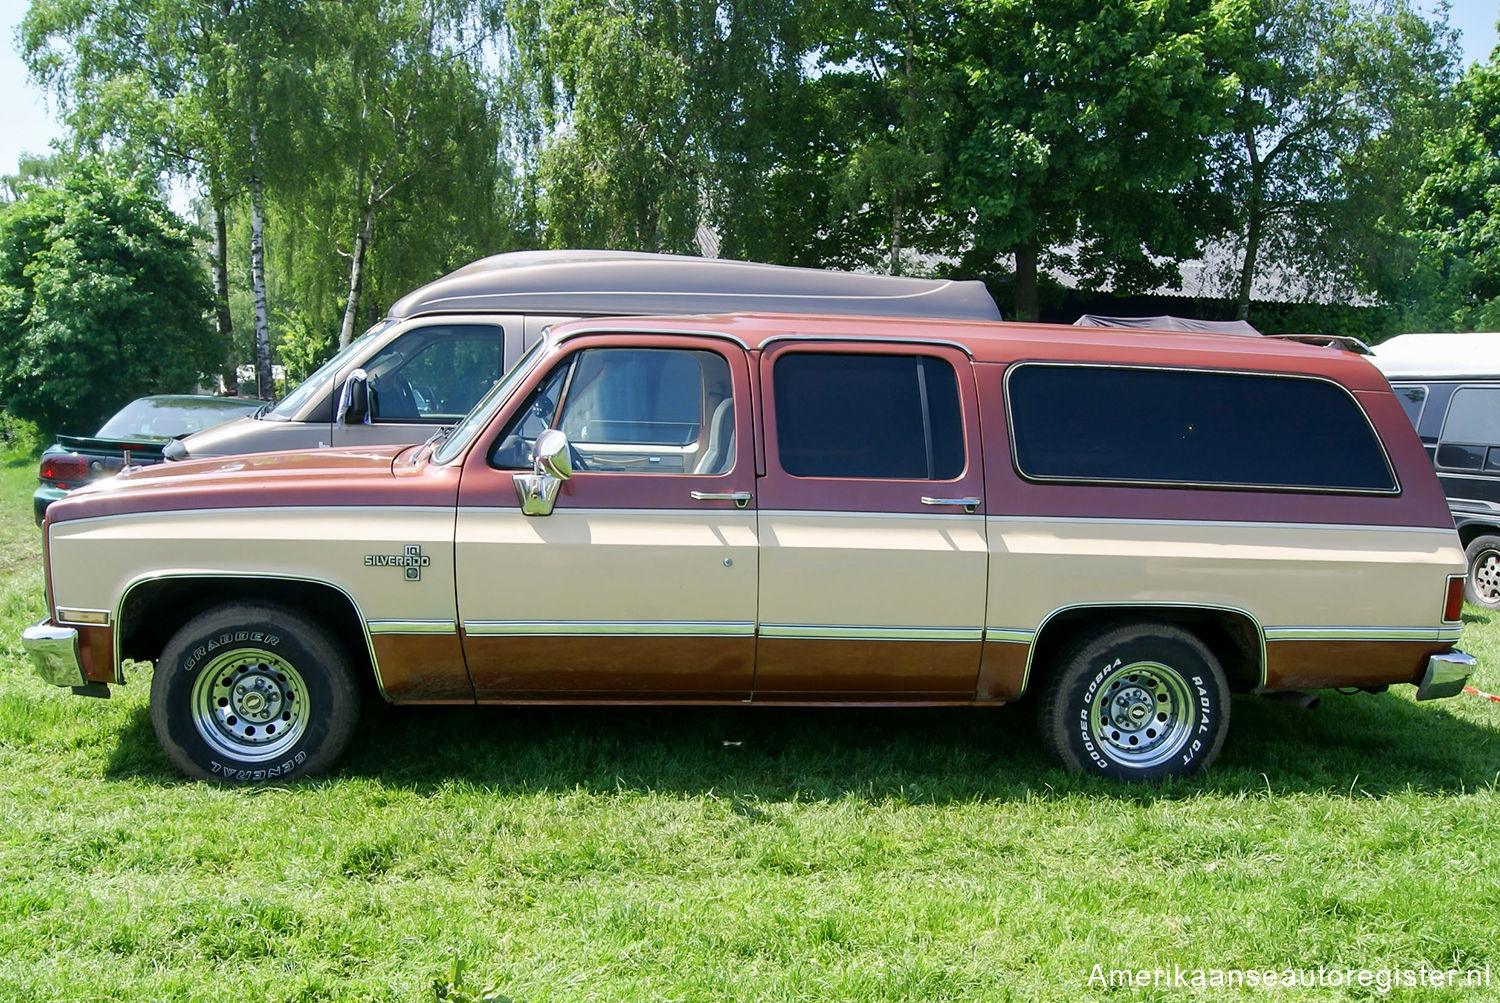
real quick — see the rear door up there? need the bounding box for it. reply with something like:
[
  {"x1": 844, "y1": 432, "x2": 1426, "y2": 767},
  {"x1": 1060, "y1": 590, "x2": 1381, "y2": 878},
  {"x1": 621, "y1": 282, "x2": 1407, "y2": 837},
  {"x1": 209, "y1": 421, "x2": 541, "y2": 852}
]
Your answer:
[{"x1": 753, "y1": 341, "x2": 989, "y2": 700}]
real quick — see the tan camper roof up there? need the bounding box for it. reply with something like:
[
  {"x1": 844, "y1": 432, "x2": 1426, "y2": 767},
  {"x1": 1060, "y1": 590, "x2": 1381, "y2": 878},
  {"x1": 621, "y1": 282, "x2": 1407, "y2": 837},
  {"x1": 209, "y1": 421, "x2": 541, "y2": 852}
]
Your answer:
[{"x1": 386, "y1": 250, "x2": 1002, "y2": 322}]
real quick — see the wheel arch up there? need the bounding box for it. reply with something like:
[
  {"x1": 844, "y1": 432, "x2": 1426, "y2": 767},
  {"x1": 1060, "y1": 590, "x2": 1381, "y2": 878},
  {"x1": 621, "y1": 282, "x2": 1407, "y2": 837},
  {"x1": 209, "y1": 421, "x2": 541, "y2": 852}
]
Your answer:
[
  {"x1": 1023, "y1": 603, "x2": 1265, "y2": 696},
  {"x1": 116, "y1": 574, "x2": 384, "y2": 701},
  {"x1": 1455, "y1": 519, "x2": 1500, "y2": 550}
]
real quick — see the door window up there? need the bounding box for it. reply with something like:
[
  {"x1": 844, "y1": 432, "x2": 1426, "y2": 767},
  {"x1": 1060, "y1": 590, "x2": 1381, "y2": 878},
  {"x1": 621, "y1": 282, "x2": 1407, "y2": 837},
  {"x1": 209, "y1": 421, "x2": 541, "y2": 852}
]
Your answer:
[
  {"x1": 491, "y1": 347, "x2": 734, "y2": 475},
  {"x1": 364, "y1": 325, "x2": 504, "y2": 423},
  {"x1": 772, "y1": 353, "x2": 964, "y2": 480}
]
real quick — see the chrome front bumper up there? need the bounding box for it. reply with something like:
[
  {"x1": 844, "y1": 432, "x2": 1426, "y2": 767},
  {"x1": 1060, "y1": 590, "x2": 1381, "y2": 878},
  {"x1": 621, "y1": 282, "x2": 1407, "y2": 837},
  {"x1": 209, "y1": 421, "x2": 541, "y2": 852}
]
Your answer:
[
  {"x1": 1415, "y1": 650, "x2": 1475, "y2": 701},
  {"x1": 20, "y1": 619, "x2": 85, "y2": 688}
]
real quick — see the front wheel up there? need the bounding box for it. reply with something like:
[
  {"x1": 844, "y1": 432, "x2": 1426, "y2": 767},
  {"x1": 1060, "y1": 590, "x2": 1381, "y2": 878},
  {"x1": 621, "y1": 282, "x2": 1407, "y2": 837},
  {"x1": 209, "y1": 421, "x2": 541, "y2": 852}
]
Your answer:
[
  {"x1": 150, "y1": 602, "x2": 361, "y2": 782},
  {"x1": 1464, "y1": 535, "x2": 1500, "y2": 610},
  {"x1": 1037, "y1": 621, "x2": 1230, "y2": 782}
]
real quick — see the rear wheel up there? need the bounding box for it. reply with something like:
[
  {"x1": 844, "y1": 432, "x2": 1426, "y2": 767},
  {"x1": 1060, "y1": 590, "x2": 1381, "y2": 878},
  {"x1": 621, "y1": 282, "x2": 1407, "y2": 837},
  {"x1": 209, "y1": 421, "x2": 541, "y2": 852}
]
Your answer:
[
  {"x1": 150, "y1": 602, "x2": 361, "y2": 782},
  {"x1": 1464, "y1": 535, "x2": 1500, "y2": 609},
  {"x1": 1037, "y1": 621, "x2": 1229, "y2": 782}
]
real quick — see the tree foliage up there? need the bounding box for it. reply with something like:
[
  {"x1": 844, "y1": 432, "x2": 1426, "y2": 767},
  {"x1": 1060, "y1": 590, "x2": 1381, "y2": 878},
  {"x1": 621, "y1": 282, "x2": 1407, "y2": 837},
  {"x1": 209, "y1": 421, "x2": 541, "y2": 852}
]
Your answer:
[
  {"x1": 0, "y1": 162, "x2": 218, "y2": 433},
  {"x1": 1387, "y1": 54, "x2": 1500, "y2": 330},
  {"x1": 11, "y1": 0, "x2": 1475, "y2": 399},
  {"x1": 942, "y1": 0, "x2": 1245, "y2": 319},
  {"x1": 1213, "y1": 0, "x2": 1459, "y2": 319}
]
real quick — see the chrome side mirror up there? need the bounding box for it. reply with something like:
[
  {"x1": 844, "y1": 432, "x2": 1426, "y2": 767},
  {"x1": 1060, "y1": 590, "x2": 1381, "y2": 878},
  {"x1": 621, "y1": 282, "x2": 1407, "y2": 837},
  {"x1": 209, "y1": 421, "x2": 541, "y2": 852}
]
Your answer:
[
  {"x1": 336, "y1": 368, "x2": 370, "y2": 428},
  {"x1": 512, "y1": 428, "x2": 573, "y2": 516},
  {"x1": 534, "y1": 428, "x2": 572, "y2": 480}
]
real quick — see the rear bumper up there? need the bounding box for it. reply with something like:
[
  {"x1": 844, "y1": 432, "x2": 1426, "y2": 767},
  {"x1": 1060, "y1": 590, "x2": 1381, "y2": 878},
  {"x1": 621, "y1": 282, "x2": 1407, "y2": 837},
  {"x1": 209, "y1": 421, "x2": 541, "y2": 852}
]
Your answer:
[
  {"x1": 20, "y1": 619, "x2": 85, "y2": 688},
  {"x1": 1415, "y1": 650, "x2": 1474, "y2": 701},
  {"x1": 32, "y1": 486, "x2": 67, "y2": 526}
]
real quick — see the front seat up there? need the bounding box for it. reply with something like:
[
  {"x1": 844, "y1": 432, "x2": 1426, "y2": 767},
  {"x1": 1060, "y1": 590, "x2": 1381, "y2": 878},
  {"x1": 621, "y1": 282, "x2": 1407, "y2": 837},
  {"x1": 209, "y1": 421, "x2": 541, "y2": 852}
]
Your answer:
[{"x1": 693, "y1": 397, "x2": 735, "y2": 475}]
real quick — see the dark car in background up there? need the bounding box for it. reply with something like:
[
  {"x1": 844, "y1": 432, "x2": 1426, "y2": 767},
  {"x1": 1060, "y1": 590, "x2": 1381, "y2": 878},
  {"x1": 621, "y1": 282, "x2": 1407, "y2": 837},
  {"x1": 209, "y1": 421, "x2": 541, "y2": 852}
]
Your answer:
[
  {"x1": 34, "y1": 394, "x2": 263, "y2": 524},
  {"x1": 1372, "y1": 332, "x2": 1500, "y2": 607}
]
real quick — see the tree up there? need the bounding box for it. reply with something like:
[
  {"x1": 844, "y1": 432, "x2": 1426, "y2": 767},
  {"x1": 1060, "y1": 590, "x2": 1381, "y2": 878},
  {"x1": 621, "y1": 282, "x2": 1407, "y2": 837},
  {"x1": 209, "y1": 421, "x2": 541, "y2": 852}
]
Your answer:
[
  {"x1": 1387, "y1": 54, "x2": 1500, "y2": 330},
  {"x1": 805, "y1": 0, "x2": 950, "y2": 275},
  {"x1": 0, "y1": 162, "x2": 218, "y2": 434},
  {"x1": 506, "y1": 0, "x2": 818, "y2": 258},
  {"x1": 290, "y1": 0, "x2": 507, "y2": 347},
  {"x1": 1213, "y1": 0, "x2": 1459, "y2": 319},
  {"x1": 943, "y1": 0, "x2": 1243, "y2": 320}
]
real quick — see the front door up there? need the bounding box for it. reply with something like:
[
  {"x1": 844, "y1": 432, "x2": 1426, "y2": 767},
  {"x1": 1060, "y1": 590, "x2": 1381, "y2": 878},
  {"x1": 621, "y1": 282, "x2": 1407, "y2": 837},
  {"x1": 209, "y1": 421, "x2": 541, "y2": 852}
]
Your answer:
[
  {"x1": 753, "y1": 342, "x2": 989, "y2": 699},
  {"x1": 455, "y1": 335, "x2": 759, "y2": 699}
]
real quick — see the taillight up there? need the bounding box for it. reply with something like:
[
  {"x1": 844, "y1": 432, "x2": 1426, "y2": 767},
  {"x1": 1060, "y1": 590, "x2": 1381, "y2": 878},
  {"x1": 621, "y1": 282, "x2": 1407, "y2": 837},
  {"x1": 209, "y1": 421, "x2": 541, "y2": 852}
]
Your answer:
[
  {"x1": 38, "y1": 453, "x2": 90, "y2": 487},
  {"x1": 1444, "y1": 574, "x2": 1465, "y2": 623}
]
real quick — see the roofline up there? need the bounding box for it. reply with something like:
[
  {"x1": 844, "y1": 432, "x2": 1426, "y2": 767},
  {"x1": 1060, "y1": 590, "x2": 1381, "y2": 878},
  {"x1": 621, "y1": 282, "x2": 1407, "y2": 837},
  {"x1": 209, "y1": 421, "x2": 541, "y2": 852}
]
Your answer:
[{"x1": 386, "y1": 250, "x2": 1002, "y2": 323}]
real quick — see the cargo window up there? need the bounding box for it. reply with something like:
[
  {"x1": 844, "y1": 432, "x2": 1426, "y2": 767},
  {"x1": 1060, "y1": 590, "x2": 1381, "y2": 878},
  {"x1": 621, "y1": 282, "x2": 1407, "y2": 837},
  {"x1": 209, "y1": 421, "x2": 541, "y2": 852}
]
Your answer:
[
  {"x1": 491, "y1": 347, "x2": 733, "y2": 474},
  {"x1": 1007, "y1": 364, "x2": 1397, "y2": 493},
  {"x1": 1438, "y1": 387, "x2": 1500, "y2": 472},
  {"x1": 773, "y1": 353, "x2": 964, "y2": 480}
]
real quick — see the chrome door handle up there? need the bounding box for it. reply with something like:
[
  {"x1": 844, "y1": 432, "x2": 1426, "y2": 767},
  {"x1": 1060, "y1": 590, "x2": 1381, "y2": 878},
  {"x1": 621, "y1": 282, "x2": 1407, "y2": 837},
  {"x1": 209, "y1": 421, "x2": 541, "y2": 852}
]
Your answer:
[
  {"x1": 921, "y1": 496, "x2": 981, "y2": 511},
  {"x1": 690, "y1": 491, "x2": 753, "y2": 508}
]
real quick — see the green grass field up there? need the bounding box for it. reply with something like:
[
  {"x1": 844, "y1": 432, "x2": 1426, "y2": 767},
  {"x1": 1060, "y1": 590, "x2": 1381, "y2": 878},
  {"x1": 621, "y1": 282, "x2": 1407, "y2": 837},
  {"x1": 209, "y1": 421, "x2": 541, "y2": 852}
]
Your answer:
[{"x1": 1, "y1": 451, "x2": 1498, "y2": 1001}]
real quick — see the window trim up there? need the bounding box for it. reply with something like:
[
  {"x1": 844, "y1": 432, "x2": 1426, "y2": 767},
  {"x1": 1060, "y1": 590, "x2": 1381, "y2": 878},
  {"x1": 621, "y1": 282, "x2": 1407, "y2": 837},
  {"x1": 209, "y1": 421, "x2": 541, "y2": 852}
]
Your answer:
[
  {"x1": 771, "y1": 349, "x2": 967, "y2": 483},
  {"x1": 1003, "y1": 361, "x2": 1401, "y2": 496}
]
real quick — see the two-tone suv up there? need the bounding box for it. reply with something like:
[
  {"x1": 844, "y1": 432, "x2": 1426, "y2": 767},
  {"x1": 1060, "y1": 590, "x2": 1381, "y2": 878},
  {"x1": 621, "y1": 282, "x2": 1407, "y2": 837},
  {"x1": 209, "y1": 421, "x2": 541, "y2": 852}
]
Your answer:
[{"x1": 25, "y1": 314, "x2": 1474, "y2": 783}]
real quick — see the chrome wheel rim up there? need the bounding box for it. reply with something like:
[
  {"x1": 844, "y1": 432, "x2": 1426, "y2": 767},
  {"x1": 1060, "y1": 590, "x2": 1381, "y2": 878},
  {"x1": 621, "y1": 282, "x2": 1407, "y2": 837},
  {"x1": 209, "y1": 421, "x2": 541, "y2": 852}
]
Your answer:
[
  {"x1": 1473, "y1": 550, "x2": 1500, "y2": 605},
  {"x1": 190, "y1": 648, "x2": 310, "y2": 763},
  {"x1": 1089, "y1": 661, "x2": 1196, "y2": 770}
]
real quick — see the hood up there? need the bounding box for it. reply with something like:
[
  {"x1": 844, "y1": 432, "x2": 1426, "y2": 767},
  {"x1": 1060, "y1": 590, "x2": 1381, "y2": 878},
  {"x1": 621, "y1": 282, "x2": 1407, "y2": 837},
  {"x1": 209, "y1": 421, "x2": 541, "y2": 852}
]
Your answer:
[
  {"x1": 164, "y1": 414, "x2": 325, "y2": 460},
  {"x1": 45, "y1": 445, "x2": 431, "y2": 524}
]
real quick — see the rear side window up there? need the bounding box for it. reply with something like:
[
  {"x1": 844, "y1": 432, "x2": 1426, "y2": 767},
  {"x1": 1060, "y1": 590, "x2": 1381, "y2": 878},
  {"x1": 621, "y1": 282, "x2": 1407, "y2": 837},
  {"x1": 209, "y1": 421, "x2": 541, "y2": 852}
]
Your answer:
[
  {"x1": 1437, "y1": 386, "x2": 1500, "y2": 471},
  {"x1": 1007, "y1": 364, "x2": 1396, "y2": 493},
  {"x1": 773, "y1": 353, "x2": 964, "y2": 480}
]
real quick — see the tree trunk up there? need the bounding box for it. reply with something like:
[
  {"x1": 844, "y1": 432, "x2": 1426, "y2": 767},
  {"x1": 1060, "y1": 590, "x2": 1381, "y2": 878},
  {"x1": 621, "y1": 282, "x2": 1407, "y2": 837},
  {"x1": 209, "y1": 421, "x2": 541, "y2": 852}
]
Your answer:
[
  {"x1": 211, "y1": 200, "x2": 238, "y2": 395},
  {"x1": 1234, "y1": 130, "x2": 1263, "y2": 322},
  {"x1": 890, "y1": 189, "x2": 904, "y2": 277},
  {"x1": 340, "y1": 191, "x2": 376, "y2": 349},
  {"x1": 1014, "y1": 242, "x2": 1039, "y2": 322},
  {"x1": 1235, "y1": 205, "x2": 1261, "y2": 322},
  {"x1": 249, "y1": 172, "x2": 273, "y2": 400}
]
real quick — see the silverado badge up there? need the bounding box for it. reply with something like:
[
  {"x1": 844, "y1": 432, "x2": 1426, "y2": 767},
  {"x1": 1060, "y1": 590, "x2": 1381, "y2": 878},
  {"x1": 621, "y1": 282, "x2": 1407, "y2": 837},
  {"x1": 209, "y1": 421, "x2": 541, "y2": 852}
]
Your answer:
[{"x1": 365, "y1": 544, "x2": 431, "y2": 582}]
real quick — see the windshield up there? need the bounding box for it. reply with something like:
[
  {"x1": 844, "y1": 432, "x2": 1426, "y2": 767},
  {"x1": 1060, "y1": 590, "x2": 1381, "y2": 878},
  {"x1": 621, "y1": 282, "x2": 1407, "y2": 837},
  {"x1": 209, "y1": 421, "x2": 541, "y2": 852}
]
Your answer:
[
  {"x1": 266, "y1": 319, "x2": 396, "y2": 420},
  {"x1": 432, "y1": 337, "x2": 549, "y2": 464}
]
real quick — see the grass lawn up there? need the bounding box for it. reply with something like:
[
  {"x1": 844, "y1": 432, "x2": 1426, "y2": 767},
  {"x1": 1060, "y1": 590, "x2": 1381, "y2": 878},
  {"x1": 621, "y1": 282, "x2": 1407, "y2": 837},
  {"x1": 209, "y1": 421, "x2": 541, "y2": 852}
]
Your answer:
[{"x1": 1, "y1": 450, "x2": 1498, "y2": 1001}]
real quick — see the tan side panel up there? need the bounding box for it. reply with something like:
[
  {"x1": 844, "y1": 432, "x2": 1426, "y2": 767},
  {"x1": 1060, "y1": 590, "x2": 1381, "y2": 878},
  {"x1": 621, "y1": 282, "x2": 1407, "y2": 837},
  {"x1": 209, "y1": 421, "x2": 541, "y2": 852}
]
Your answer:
[
  {"x1": 455, "y1": 508, "x2": 758, "y2": 624},
  {"x1": 758, "y1": 512, "x2": 989, "y2": 630},
  {"x1": 49, "y1": 507, "x2": 458, "y2": 625},
  {"x1": 985, "y1": 517, "x2": 1465, "y2": 631},
  {"x1": 756, "y1": 512, "x2": 988, "y2": 694}
]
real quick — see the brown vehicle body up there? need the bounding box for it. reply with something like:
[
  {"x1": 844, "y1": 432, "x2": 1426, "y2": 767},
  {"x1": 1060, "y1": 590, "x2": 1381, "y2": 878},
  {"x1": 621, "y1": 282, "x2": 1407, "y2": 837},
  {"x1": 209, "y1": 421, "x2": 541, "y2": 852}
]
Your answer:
[{"x1": 24, "y1": 313, "x2": 1474, "y2": 782}]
